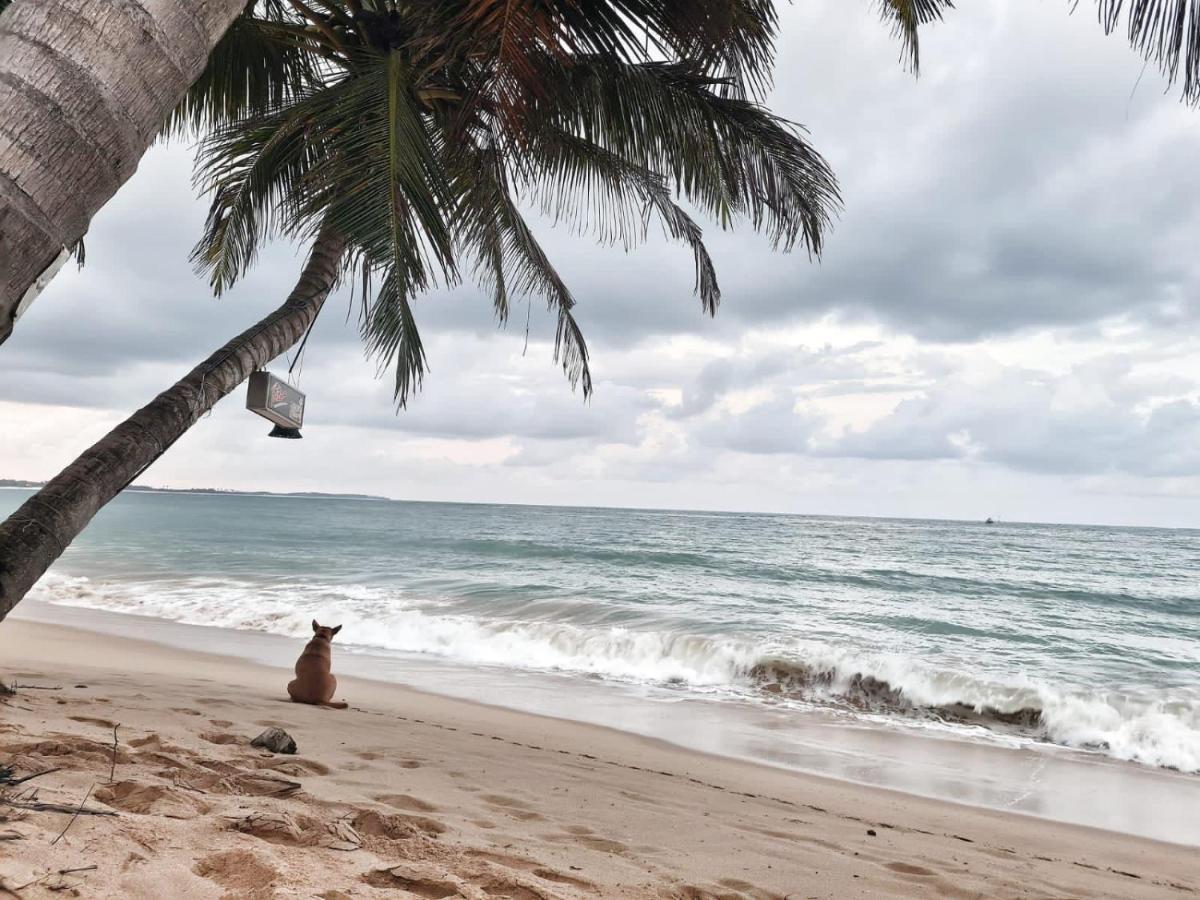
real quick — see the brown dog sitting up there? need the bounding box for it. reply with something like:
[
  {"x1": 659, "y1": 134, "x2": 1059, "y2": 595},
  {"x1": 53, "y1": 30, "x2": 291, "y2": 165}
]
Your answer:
[{"x1": 287, "y1": 620, "x2": 347, "y2": 708}]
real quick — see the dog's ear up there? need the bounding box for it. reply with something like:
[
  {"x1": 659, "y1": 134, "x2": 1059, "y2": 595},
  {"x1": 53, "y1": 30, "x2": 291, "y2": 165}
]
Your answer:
[
  {"x1": 312, "y1": 619, "x2": 320, "y2": 633},
  {"x1": 331, "y1": 625, "x2": 342, "y2": 637}
]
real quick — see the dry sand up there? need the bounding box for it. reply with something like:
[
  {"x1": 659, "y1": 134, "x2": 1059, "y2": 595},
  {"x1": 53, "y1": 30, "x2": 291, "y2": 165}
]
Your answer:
[{"x1": 0, "y1": 619, "x2": 1196, "y2": 899}]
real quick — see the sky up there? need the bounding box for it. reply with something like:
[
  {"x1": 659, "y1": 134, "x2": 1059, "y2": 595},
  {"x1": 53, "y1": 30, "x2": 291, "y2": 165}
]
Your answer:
[{"x1": 2, "y1": 3, "x2": 1199, "y2": 527}]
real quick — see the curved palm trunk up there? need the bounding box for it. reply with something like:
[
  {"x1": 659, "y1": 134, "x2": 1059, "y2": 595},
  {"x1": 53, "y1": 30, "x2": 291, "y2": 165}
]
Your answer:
[
  {"x1": 0, "y1": 0, "x2": 248, "y2": 344},
  {"x1": 0, "y1": 228, "x2": 346, "y2": 622}
]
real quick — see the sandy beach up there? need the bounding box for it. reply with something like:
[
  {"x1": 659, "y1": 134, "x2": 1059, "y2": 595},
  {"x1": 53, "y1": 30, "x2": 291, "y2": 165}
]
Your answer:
[{"x1": 0, "y1": 619, "x2": 1194, "y2": 899}]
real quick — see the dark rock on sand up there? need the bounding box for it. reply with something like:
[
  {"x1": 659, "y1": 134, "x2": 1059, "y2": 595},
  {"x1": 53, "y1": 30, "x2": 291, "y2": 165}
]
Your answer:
[{"x1": 251, "y1": 727, "x2": 297, "y2": 754}]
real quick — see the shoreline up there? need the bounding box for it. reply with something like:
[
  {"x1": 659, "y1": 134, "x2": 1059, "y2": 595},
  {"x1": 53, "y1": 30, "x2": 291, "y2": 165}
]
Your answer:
[
  {"x1": 2, "y1": 618, "x2": 1198, "y2": 898},
  {"x1": 12, "y1": 597, "x2": 1200, "y2": 847},
  {"x1": 14, "y1": 598, "x2": 1200, "y2": 843}
]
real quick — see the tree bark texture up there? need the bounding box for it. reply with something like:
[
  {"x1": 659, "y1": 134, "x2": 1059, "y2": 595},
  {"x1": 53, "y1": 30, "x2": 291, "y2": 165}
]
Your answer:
[
  {"x1": 0, "y1": 0, "x2": 249, "y2": 344},
  {"x1": 0, "y1": 227, "x2": 347, "y2": 622}
]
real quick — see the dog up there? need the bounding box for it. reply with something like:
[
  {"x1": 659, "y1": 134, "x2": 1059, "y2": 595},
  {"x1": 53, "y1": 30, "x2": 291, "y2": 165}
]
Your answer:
[{"x1": 287, "y1": 620, "x2": 347, "y2": 708}]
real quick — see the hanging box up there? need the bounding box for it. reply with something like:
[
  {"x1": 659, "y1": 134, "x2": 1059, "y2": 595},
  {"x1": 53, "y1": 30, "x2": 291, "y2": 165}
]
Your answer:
[{"x1": 246, "y1": 371, "x2": 305, "y2": 429}]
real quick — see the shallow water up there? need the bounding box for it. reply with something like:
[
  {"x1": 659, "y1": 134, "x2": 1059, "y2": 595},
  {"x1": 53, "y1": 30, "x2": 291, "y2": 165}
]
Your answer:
[{"x1": 3, "y1": 488, "x2": 1198, "y2": 777}]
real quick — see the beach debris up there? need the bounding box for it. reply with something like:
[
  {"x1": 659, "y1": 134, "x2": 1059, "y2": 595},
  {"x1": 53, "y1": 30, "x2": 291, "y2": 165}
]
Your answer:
[
  {"x1": 107, "y1": 724, "x2": 120, "y2": 783},
  {"x1": 230, "y1": 810, "x2": 305, "y2": 844},
  {"x1": 225, "y1": 810, "x2": 361, "y2": 851},
  {"x1": 324, "y1": 819, "x2": 362, "y2": 851},
  {"x1": 1, "y1": 793, "x2": 116, "y2": 818},
  {"x1": 250, "y1": 727, "x2": 297, "y2": 755},
  {"x1": 2, "y1": 768, "x2": 64, "y2": 787},
  {"x1": 866, "y1": 829, "x2": 877, "y2": 836},
  {"x1": 3, "y1": 865, "x2": 99, "y2": 897},
  {"x1": 50, "y1": 782, "x2": 95, "y2": 845}
]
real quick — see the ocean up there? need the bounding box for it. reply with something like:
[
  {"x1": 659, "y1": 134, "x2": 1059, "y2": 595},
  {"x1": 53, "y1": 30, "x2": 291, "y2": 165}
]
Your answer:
[{"x1": 5, "y1": 487, "x2": 1197, "y2": 782}]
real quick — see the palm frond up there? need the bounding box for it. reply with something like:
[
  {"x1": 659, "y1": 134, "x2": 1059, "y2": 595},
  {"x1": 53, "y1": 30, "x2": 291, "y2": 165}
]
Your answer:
[
  {"x1": 521, "y1": 128, "x2": 720, "y2": 314},
  {"x1": 302, "y1": 49, "x2": 457, "y2": 406},
  {"x1": 875, "y1": 0, "x2": 954, "y2": 74},
  {"x1": 164, "y1": 1, "x2": 320, "y2": 139},
  {"x1": 526, "y1": 57, "x2": 840, "y2": 255},
  {"x1": 1088, "y1": 0, "x2": 1200, "y2": 103},
  {"x1": 455, "y1": 139, "x2": 592, "y2": 395},
  {"x1": 192, "y1": 79, "x2": 346, "y2": 291}
]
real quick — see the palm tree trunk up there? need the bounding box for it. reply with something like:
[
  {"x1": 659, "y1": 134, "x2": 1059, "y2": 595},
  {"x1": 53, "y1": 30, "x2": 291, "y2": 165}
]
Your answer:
[
  {"x1": 0, "y1": 227, "x2": 347, "y2": 623},
  {"x1": 0, "y1": 0, "x2": 249, "y2": 345}
]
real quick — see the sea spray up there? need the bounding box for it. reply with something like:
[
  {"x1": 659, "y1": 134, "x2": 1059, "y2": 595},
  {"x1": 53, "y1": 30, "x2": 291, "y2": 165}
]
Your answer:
[{"x1": 29, "y1": 568, "x2": 1200, "y2": 773}]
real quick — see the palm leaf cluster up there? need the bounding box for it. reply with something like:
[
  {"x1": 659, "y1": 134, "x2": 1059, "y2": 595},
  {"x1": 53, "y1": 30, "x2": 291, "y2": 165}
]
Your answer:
[
  {"x1": 182, "y1": 0, "x2": 840, "y2": 405},
  {"x1": 171, "y1": 0, "x2": 1200, "y2": 407}
]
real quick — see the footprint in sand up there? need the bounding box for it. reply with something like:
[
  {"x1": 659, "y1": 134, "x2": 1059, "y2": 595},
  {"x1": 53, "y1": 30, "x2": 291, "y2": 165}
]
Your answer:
[
  {"x1": 67, "y1": 715, "x2": 115, "y2": 728},
  {"x1": 481, "y1": 794, "x2": 545, "y2": 822},
  {"x1": 194, "y1": 849, "x2": 278, "y2": 899},
  {"x1": 353, "y1": 808, "x2": 447, "y2": 838},
  {"x1": 3, "y1": 736, "x2": 131, "y2": 767},
  {"x1": 551, "y1": 826, "x2": 628, "y2": 855},
  {"x1": 375, "y1": 792, "x2": 439, "y2": 812},
  {"x1": 363, "y1": 862, "x2": 463, "y2": 898},
  {"x1": 717, "y1": 877, "x2": 782, "y2": 897},
  {"x1": 884, "y1": 861, "x2": 938, "y2": 878},
  {"x1": 171, "y1": 707, "x2": 204, "y2": 716},
  {"x1": 465, "y1": 850, "x2": 596, "y2": 891},
  {"x1": 199, "y1": 731, "x2": 242, "y2": 745},
  {"x1": 95, "y1": 780, "x2": 210, "y2": 819},
  {"x1": 251, "y1": 756, "x2": 331, "y2": 777}
]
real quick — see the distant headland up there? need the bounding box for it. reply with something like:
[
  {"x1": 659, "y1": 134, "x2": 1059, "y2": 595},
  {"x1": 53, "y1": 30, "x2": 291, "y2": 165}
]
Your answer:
[{"x1": 0, "y1": 478, "x2": 388, "y2": 503}]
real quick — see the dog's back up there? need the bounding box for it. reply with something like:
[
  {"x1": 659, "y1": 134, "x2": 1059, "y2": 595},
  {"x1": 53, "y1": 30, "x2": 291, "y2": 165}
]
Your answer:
[{"x1": 287, "y1": 621, "x2": 345, "y2": 707}]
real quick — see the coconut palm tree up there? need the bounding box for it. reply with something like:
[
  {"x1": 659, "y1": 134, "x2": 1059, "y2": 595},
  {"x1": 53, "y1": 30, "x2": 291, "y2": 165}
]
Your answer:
[
  {"x1": 4, "y1": 1, "x2": 1198, "y2": 346},
  {"x1": 0, "y1": 0, "x2": 249, "y2": 343},
  {"x1": 0, "y1": 0, "x2": 844, "y2": 619},
  {"x1": 1, "y1": 0, "x2": 1199, "y2": 622}
]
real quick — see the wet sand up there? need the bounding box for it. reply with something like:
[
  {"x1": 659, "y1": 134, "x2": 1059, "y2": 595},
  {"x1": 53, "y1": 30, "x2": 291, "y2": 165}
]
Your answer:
[{"x1": 1, "y1": 618, "x2": 1197, "y2": 898}]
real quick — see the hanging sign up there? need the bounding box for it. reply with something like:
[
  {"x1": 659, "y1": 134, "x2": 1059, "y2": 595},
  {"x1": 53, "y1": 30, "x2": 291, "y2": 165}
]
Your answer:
[{"x1": 246, "y1": 371, "x2": 305, "y2": 430}]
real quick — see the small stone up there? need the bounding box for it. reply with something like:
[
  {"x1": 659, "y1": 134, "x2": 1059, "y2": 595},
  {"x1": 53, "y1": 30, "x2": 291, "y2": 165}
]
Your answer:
[
  {"x1": 250, "y1": 727, "x2": 296, "y2": 754},
  {"x1": 867, "y1": 829, "x2": 877, "y2": 837}
]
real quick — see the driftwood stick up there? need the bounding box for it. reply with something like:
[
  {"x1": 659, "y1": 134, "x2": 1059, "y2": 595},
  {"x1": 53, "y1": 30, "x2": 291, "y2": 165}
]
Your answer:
[
  {"x1": 5, "y1": 768, "x2": 62, "y2": 787},
  {"x1": 50, "y1": 783, "x2": 94, "y2": 845},
  {"x1": 108, "y1": 724, "x2": 120, "y2": 783},
  {"x1": 3, "y1": 799, "x2": 114, "y2": 817},
  {"x1": 56, "y1": 866, "x2": 98, "y2": 876}
]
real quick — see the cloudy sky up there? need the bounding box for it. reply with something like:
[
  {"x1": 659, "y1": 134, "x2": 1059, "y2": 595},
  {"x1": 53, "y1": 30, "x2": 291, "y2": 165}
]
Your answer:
[{"x1": 3, "y1": 3, "x2": 1199, "y2": 527}]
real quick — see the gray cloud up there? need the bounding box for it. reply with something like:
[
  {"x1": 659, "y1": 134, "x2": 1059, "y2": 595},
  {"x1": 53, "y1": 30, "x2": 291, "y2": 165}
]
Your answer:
[
  {"x1": 3, "y1": 2, "x2": 1200, "y2": 526},
  {"x1": 825, "y1": 360, "x2": 1200, "y2": 477}
]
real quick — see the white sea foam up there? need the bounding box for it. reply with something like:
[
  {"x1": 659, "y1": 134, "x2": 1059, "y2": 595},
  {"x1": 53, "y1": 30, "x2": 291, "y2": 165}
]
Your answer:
[{"x1": 29, "y1": 571, "x2": 1200, "y2": 773}]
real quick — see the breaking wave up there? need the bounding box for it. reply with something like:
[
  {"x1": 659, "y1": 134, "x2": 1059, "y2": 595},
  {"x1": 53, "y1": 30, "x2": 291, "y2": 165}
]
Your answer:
[{"x1": 29, "y1": 571, "x2": 1200, "y2": 774}]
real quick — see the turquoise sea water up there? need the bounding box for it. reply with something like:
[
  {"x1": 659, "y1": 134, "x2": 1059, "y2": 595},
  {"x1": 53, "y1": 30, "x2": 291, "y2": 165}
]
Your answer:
[{"x1": 4, "y1": 488, "x2": 1198, "y2": 774}]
